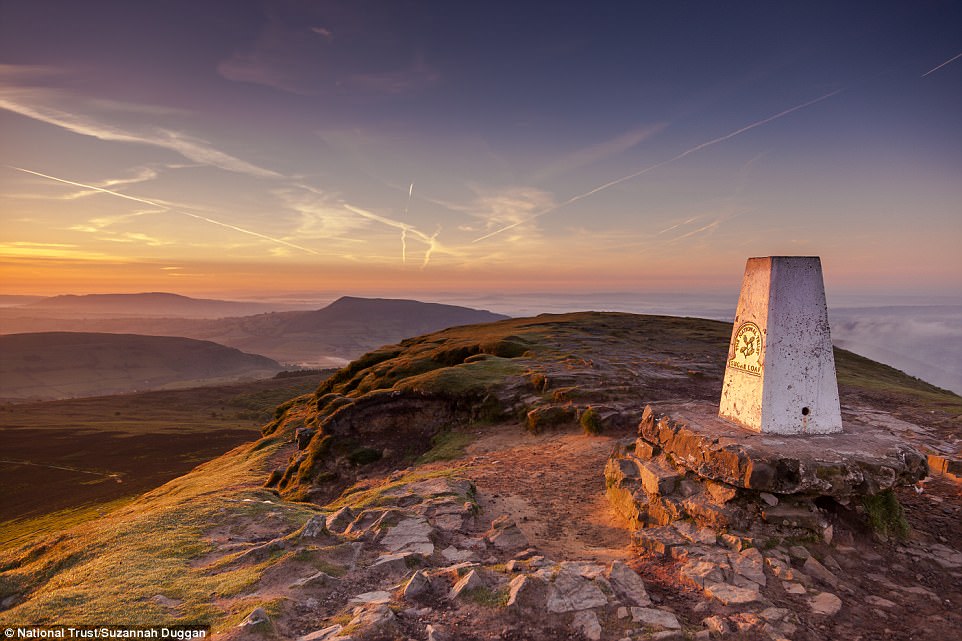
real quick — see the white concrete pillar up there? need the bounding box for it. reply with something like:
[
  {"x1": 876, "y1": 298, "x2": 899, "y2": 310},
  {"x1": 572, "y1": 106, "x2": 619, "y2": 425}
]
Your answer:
[{"x1": 719, "y1": 256, "x2": 842, "y2": 434}]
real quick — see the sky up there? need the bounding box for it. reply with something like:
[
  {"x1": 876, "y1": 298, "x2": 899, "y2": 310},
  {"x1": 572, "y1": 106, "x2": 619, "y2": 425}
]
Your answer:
[{"x1": 1, "y1": 1, "x2": 960, "y2": 300}]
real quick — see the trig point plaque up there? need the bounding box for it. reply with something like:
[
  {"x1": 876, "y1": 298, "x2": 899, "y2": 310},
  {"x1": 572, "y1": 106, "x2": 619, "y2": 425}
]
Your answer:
[{"x1": 719, "y1": 256, "x2": 842, "y2": 434}]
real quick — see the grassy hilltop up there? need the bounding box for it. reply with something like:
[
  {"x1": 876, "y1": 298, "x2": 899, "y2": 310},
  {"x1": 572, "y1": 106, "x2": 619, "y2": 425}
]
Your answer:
[{"x1": 0, "y1": 312, "x2": 958, "y2": 634}]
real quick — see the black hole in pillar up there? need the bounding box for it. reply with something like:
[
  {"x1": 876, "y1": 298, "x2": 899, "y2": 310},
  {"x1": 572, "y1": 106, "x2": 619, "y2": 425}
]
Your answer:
[{"x1": 801, "y1": 407, "x2": 810, "y2": 416}]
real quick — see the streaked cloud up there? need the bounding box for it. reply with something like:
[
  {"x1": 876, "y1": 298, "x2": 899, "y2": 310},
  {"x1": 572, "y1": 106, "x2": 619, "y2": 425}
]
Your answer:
[
  {"x1": 349, "y1": 55, "x2": 440, "y2": 95},
  {"x1": 0, "y1": 241, "x2": 119, "y2": 261},
  {"x1": 7, "y1": 166, "x2": 318, "y2": 255},
  {"x1": 530, "y1": 123, "x2": 668, "y2": 183},
  {"x1": 473, "y1": 89, "x2": 843, "y2": 244},
  {"x1": 0, "y1": 67, "x2": 280, "y2": 178},
  {"x1": 922, "y1": 52, "x2": 962, "y2": 77}
]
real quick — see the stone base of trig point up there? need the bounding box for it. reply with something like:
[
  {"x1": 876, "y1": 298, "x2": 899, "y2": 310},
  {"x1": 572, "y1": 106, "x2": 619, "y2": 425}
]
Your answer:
[
  {"x1": 719, "y1": 256, "x2": 842, "y2": 435},
  {"x1": 605, "y1": 403, "x2": 928, "y2": 543}
]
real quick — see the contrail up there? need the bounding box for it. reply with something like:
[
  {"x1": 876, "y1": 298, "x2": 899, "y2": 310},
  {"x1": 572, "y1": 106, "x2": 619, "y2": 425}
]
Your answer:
[
  {"x1": 401, "y1": 182, "x2": 414, "y2": 263},
  {"x1": 343, "y1": 202, "x2": 439, "y2": 269},
  {"x1": 5, "y1": 165, "x2": 320, "y2": 255},
  {"x1": 472, "y1": 89, "x2": 843, "y2": 243},
  {"x1": 405, "y1": 182, "x2": 414, "y2": 214},
  {"x1": 923, "y1": 52, "x2": 962, "y2": 77}
]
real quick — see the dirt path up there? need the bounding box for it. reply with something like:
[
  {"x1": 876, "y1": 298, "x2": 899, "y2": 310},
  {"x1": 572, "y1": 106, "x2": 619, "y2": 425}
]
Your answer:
[{"x1": 448, "y1": 423, "x2": 633, "y2": 563}]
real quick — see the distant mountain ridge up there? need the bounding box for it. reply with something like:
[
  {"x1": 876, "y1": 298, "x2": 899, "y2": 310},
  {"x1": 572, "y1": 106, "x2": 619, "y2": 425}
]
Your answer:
[
  {"x1": 22, "y1": 292, "x2": 307, "y2": 318},
  {"x1": 0, "y1": 332, "x2": 282, "y2": 401},
  {"x1": 0, "y1": 295, "x2": 510, "y2": 367}
]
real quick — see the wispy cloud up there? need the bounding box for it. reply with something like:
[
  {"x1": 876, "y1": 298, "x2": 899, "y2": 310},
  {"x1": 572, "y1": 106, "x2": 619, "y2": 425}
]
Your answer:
[
  {"x1": 473, "y1": 89, "x2": 843, "y2": 243},
  {"x1": 922, "y1": 52, "x2": 962, "y2": 77},
  {"x1": 349, "y1": 55, "x2": 440, "y2": 95},
  {"x1": 530, "y1": 123, "x2": 667, "y2": 183},
  {"x1": 0, "y1": 241, "x2": 120, "y2": 261},
  {"x1": 6, "y1": 166, "x2": 319, "y2": 255},
  {"x1": 0, "y1": 67, "x2": 280, "y2": 178}
]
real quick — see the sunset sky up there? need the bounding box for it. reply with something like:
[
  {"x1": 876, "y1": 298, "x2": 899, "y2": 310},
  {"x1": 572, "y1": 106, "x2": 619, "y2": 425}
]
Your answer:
[{"x1": 1, "y1": 1, "x2": 960, "y2": 300}]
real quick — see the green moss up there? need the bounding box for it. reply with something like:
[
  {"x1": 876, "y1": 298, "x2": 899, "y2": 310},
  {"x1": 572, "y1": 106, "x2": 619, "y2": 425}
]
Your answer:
[
  {"x1": 461, "y1": 585, "x2": 510, "y2": 608},
  {"x1": 579, "y1": 407, "x2": 603, "y2": 435},
  {"x1": 417, "y1": 430, "x2": 475, "y2": 463},
  {"x1": 862, "y1": 490, "x2": 910, "y2": 539},
  {"x1": 347, "y1": 447, "x2": 383, "y2": 466},
  {"x1": 526, "y1": 404, "x2": 576, "y2": 433},
  {"x1": 395, "y1": 357, "x2": 524, "y2": 398},
  {"x1": 324, "y1": 469, "x2": 460, "y2": 511}
]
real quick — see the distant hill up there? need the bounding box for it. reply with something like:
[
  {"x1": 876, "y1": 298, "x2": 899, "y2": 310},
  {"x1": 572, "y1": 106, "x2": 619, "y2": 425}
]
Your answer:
[
  {"x1": 21, "y1": 292, "x2": 307, "y2": 318},
  {"x1": 0, "y1": 332, "x2": 282, "y2": 401},
  {"x1": 0, "y1": 296, "x2": 510, "y2": 366}
]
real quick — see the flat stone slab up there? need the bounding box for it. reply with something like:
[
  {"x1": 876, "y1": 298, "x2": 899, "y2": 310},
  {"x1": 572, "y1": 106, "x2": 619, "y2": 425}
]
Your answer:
[{"x1": 638, "y1": 402, "x2": 926, "y2": 496}]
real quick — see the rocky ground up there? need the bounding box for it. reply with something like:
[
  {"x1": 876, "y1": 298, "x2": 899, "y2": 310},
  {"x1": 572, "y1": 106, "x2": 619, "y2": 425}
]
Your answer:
[
  {"x1": 220, "y1": 416, "x2": 961, "y2": 641},
  {"x1": 2, "y1": 313, "x2": 960, "y2": 640}
]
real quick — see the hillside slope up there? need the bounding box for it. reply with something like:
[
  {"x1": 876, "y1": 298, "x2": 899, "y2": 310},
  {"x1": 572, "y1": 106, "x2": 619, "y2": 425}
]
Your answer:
[
  {"x1": 0, "y1": 332, "x2": 282, "y2": 401},
  {"x1": 1, "y1": 313, "x2": 959, "y2": 640}
]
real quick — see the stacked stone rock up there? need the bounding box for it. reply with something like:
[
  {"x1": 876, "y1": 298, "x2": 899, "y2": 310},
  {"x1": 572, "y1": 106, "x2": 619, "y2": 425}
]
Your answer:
[{"x1": 606, "y1": 404, "x2": 928, "y2": 548}]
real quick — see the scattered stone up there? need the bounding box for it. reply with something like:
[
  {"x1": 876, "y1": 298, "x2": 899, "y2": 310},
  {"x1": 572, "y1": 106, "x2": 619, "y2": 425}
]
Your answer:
[
  {"x1": 673, "y1": 520, "x2": 717, "y2": 545},
  {"x1": 486, "y1": 517, "x2": 530, "y2": 551},
  {"x1": 607, "y1": 561, "x2": 652, "y2": 606},
  {"x1": 810, "y1": 591, "x2": 842, "y2": 616},
  {"x1": 325, "y1": 507, "x2": 355, "y2": 533},
  {"x1": 617, "y1": 606, "x2": 629, "y2": 619},
  {"x1": 450, "y1": 569, "x2": 486, "y2": 599},
  {"x1": 759, "y1": 607, "x2": 790, "y2": 622},
  {"x1": 731, "y1": 547, "x2": 767, "y2": 587},
  {"x1": 803, "y1": 556, "x2": 839, "y2": 588},
  {"x1": 706, "y1": 481, "x2": 738, "y2": 505},
  {"x1": 349, "y1": 590, "x2": 392, "y2": 605},
  {"x1": 788, "y1": 545, "x2": 810, "y2": 561},
  {"x1": 441, "y1": 546, "x2": 477, "y2": 563},
  {"x1": 506, "y1": 574, "x2": 548, "y2": 611},
  {"x1": 571, "y1": 610, "x2": 602, "y2": 641},
  {"x1": 765, "y1": 555, "x2": 795, "y2": 580},
  {"x1": 403, "y1": 570, "x2": 433, "y2": 601},
  {"x1": 348, "y1": 603, "x2": 396, "y2": 631},
  {"x1": 823, "y1": 554, "x2": 842, "y2": 574},
  {"x1": 865, "y1": 595, "x2": 896, "y2": 608},
  {"x1": 680, "y1": 560, "x2": 725, "y2": 589},
  {"x1": 297, "y1": 624, "x2": 343, "y2": 641},
  {"x1": 426, "y1": 624, "x2": 448, "y2": 641},
  {"x1": 633, "y1": 526, "x2": 689, "y2": 556},
  {"x1": 704, "y1": 581, "x2": 760, "y2": 605},
  {"x1": 380, "y1": 517, "x2": 434, "y2": 555},
  {"x1": 371, "y1": 551, "x2": 422, "y2": 573},
  {"x1": 238, "y1": 608, "x2": 272, "y2": 630},
  {"x1": 546, "y1": 565, "x2": 608, "y2": 613},
  {"x1": 630, "y1": 607, "x2": 681, "y2": 630},
  {"x1": 651, "y1": 631, "x2": 684, "y2": 641},
  {"x1": 703, "y1": 615, "x2": 731, "y2": 635},
  {"x1": 729, "y1": 612, "x2": 764, "y2": 633},
  {"x1": 150, "y1": 595, "x2": 181, "y2": 609},
  {"x1": 720, "y1": 533, "x2": 750, "y2": 551},
  {"x1": 290, "y1": 570, "x2": 336, "y2": 588},
  {"x1": 900, "y1": 585, "x2": 940, "y2": 601},
  {"x1": 759, "y1": 492, "x2": 779, "y2": 506}
]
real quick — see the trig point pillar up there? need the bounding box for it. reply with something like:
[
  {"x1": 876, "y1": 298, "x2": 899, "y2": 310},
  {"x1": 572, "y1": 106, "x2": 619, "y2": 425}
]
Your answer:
[{"x1": 719, "y1": 256, "x2": 842, "y2": 434}]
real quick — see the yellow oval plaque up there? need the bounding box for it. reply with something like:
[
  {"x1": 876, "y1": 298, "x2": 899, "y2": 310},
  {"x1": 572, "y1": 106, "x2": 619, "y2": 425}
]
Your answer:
[{"x1": 728, "y1": 321, "x2": 763, "y2": 376}]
